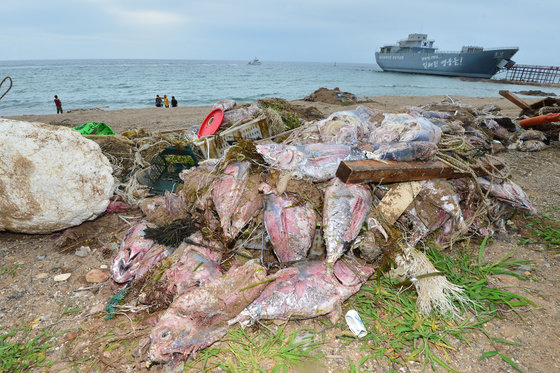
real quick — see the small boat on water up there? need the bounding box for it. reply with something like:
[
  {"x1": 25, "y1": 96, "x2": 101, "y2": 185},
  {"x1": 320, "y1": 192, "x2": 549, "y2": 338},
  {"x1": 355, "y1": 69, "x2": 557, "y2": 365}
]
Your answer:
[
  {"x1": 248, "y1": 58, "x2": 262, "y2": 65},
  {"x1": 375, "y1": 33, "x2": 518, "y2": 78}
]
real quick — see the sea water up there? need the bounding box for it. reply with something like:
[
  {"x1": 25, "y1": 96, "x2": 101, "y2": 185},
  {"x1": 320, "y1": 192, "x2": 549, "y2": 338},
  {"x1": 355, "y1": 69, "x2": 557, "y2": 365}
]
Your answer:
[{"x1": 1, "y1": 59, "x2": 559, "y2": 116}]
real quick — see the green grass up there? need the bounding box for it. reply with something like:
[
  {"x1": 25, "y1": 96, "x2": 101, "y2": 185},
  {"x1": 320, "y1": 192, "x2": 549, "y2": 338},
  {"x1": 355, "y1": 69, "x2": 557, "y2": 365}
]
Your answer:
[
  {"x1": 0, "y1": 320, "x2": 57, "y2": 372},
  {"x1": 185, "y1": 325, "x2": 325, "y2": 372},
  {"x1": 519, "y1": 214, "x2": 560, "y2": 252},
  {"x1": 0, "y1": 301, "x2": 81, "y2": 373},
  {"x1": 0, "y1": 265, "x2": 25, "y2": 277},
  {"x1": 345, "y1": 237, "x2": 534, "y2": 372}
]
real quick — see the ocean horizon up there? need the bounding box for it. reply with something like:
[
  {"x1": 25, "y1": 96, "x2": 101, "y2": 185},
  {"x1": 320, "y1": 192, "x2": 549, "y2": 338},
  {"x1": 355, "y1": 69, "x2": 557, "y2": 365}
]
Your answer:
[{"x1": 1, "y1": 59, "x2": 559, "y2": 116}]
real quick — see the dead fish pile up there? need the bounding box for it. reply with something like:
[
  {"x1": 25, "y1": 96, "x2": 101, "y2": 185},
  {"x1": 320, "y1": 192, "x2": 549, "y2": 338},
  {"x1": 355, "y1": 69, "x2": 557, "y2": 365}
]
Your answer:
[{"x1": 108, "y1": 99, "x2": 536, "y2": 367}]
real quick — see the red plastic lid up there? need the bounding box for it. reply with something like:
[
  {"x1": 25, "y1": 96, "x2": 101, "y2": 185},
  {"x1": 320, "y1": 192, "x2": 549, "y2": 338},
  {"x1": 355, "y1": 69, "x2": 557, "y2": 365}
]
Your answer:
[{"x1": 198, "y1": 108, "x2": 225, "y2": 138}]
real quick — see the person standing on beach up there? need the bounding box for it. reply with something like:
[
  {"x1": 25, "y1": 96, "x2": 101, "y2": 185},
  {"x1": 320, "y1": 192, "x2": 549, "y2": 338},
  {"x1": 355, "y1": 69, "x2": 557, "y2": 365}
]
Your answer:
[
  {"x1": 171, "y1": 96, "x2": 178, "y2": 107},
  {"x1": 54, "y1": 95, "x2": 63, "y2": 114},
  {"x1": 155, "y1": 95, "x2": 162, "y2": 107},
  {"x1": 163, "y1": 95, "x2": 170, "y2": 108}
]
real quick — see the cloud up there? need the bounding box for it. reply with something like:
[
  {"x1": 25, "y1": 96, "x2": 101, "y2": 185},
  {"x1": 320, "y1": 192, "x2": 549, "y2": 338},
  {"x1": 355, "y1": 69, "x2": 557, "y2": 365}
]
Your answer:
[{"x1": 106, "y1": 6, "x2": 188, "y2": 28}]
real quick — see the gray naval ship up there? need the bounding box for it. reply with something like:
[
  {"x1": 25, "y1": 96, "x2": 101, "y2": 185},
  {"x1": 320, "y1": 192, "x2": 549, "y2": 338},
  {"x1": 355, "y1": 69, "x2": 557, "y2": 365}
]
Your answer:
[{"x1": 375, "y1": 34, "x2": 518, "y2": 78}]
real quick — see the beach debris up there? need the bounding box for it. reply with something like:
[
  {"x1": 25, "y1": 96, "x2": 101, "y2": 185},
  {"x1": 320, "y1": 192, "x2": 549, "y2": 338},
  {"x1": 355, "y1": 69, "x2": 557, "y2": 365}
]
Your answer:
[
  {"x1": 256, "y1": 143, "x2": 365, "y2": 181},
  {"x1": 263, "y1": 190, "x2": 316, "y2": 262},
  {"x1": 345, "y1": 309, "x2": 367, "y2": 338},
  {"x1": 518, "y1": 129, "x2": 548, "y2": 142},
  {"x1": 335, "y1": 158, "x2": 505, "y2": 184},
  {"x1": 230, "y1": 258, "x2": 373, "y2": 327},
  {"x1": 517, "y1": 139, "x2": 547, "y2": 152},
  {"x1": 316, "y1": 106, "x2": 381, "y2": 145},
  {"x1": 499, "y1": 90, "x2": 533, "y2": 111},
  {"x1": 377, "y1": 182, "x2": 423, "y2": 225},
  {"x1": 0, "y1": 119, "x2": 113, "y2": 234},
  {"x1": 476, "y1": 118, "x2": 513, "y2": 144},
  {"x1": 516, "y1": 89, "x2": 557, "y2": 97},
  {"x1": 368, "y1": 113, "x2": 442, "y2": 144},
  {"x1": 400, "y1": 179, "x2": 467, "y2": 246},
  {"x1": 520, "y1": 113, "x2": 560, "y2": 128},
  {"x1": 101, "y1": 94, "x2": 542, "y2": 366},
  {"x1": 212, "y1": 161, "x2": 264, "y2": 240},
  {"x1": 138, "y1": 233, "x2": 223, "y2": 306},
  {"x1": 303, "y1": 87, "x2": 361, "y2": 106},
  {"x1": 110, "y1": 223, "x2": 175, "y2": 284},
  {"x1": 323, "y1": 178, "x2": 371, "y2": 268},
  {"x1": 477, "y1": 177, "x2": 536, "y2": 214},
  {"x1": 73, "y1": 122, "x2": 115, "y2": 136},
  {"x1": 147, "y1": 260, "x2": 273, "y2": 364},
  {"x1": 392, "y1": 245, "x2": 470, "y2": 316},
  {"x1": 212, "y1": 99, "x2": 236, "y2": 112},
  {"x1": 361, "y1": 141, "x2": 438, "y2": 161}
]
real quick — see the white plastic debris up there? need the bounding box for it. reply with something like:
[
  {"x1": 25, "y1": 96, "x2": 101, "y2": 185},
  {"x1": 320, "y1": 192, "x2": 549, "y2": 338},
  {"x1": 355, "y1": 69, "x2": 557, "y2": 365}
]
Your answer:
[{"x1": 345, "y1": 309, "x2": 367, "y2": 338}]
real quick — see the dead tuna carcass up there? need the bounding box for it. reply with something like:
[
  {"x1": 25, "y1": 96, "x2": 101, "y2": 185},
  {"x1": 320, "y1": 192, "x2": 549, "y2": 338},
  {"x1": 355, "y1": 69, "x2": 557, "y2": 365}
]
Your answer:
[
  {"x1": 213, "y1": 161, "x2": 263, "y2": 240},
  {"x1": 400, "y1": 179, "x2": 467, "y2": 246},
  {"x1": 148, "y1": 260, "x2": 273, "y2": 364},
  {"x1": 230, "y1": 258, "x2": 373, "y2": 327},
  {"x1": 323, "y1": 178, "x2": 371, "y2": 268},
  {"x1": 138, "y1": 233, "x2": 223, "y2": 305},
  {"x1": 477, "y1": 177, "x2": 536, "y2": 214},
  {"x1": 111, "y1": 223, "x2": 174, "y2": 284},
  {"x1": 263, "y1": 191, "x2": 316, "y2": 262},
  {"x1": 361, "y1": 141, "x2": 438, "y2": 162},
  {"x1": 256, "y1": 143, "x2": 365, "y2": 181}
]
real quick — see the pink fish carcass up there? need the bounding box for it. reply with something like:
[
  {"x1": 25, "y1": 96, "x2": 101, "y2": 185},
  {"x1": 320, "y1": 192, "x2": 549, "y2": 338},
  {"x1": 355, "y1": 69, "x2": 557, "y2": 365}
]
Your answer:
[
  {"x1": 230, "y1": 258, "x2": 373, "y2": 327},
  {"x1": 111, "y1": 223, "x2": 174, "y2": 284},
  {"x1": 323, "y1": 178, "x2": 371, "y2": 267},
  {"x1": 400, "y1": 180, "x2": 467, "y2": 246},
  {"x1": 263, "y1": 192, "x2": 316, "y2": 262},
  {"x1": 477, "y1": 177, "x2": 536, "y2": 214},
  {"x1": 147, "y1": 260, "x2": 273, "y2": 364},
  {"x1": 138, "y1": 233, "x2": 223, "y2": 305},
  {"x1": 213, "y1": 162, "x2": 263, "y2": 240},
  {"x1": 256, "y1": 143, "x2": 365, "y2": 181}
]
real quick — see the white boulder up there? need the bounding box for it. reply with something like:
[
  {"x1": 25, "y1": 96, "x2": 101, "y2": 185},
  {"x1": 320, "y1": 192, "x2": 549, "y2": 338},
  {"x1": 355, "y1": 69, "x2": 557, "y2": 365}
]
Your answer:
[{"x1": 0, "y1": 119, "x2": 114, "y2": 233}]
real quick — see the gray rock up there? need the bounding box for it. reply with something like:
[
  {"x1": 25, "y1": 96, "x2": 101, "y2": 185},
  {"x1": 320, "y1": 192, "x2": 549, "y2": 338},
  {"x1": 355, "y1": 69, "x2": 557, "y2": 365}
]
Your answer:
[{"x1": 75, "y1": 246, "x2": 91, "y2": 258}]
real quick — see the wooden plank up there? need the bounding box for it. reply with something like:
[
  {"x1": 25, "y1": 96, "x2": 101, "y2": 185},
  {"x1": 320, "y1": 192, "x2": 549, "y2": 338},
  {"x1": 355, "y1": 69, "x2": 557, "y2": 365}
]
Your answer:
[
  {"x1": 336, "y1": 159, "x2": 503, "y2": 184},
  {"x1": 498, "y1": 90, "x2": 532, "y2": 111},
  {"x1": 377, "y1": 182, "x2": 422, "y2": 225}
]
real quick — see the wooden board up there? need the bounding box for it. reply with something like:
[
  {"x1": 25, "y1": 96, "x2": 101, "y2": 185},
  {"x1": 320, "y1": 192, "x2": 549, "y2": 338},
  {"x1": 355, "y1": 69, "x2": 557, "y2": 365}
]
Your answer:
[
  {"x1": 377, "y1": 182, "x2": 422, "y2": 225},
  {"x1": 499, "y1": 90, "x2": 532, "y2": 111},
  {"x1": 336, "y1": 159, "x2": 503, "y2": 184}
]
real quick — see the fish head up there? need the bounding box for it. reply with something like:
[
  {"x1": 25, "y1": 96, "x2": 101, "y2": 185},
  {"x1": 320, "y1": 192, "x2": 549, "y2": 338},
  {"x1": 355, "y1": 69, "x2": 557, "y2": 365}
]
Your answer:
[
  {"x1": 148, "y1": 311, "x2": 196, "y2": 364},
  {"x1": 110, "y1": 224, "x2": 154, "y2": 283},
  {"x1": 256, "y1": 144, "x2": 303, "y2": 169}
]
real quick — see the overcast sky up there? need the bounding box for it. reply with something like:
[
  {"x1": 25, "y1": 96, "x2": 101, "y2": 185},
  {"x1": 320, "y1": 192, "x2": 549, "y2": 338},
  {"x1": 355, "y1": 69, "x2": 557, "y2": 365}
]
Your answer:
[{"x1": 1, "y1": 0, "x2": 559, "y2": 66}]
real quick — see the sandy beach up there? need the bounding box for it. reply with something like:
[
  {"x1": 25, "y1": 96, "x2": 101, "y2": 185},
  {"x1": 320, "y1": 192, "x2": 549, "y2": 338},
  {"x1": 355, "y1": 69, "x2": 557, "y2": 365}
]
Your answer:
[{"x1": 4, "y1": 95, "x2": 533, "y2": 134}]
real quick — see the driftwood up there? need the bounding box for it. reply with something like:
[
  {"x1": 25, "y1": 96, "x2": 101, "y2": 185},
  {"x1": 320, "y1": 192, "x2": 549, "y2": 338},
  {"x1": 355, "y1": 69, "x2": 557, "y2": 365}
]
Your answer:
[
  {"x1": 499, "y1": 90, "x2": 532, "y2": 111},
  {"x1": 336, "y1": 159, "x2": 504, "y2": 184}
]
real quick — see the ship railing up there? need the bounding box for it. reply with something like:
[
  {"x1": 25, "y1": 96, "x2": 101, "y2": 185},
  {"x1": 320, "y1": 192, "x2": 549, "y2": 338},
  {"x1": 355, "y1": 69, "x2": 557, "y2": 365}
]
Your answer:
[{"x1": 435, "y1": 47, "x2": 518, "y2": 54}]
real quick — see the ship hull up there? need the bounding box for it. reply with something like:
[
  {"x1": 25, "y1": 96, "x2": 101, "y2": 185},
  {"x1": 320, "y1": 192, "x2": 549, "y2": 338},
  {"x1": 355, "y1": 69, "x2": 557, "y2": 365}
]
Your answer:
[{"x1": 375, "y1": 49, "x2": 518, "y2": 78}]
